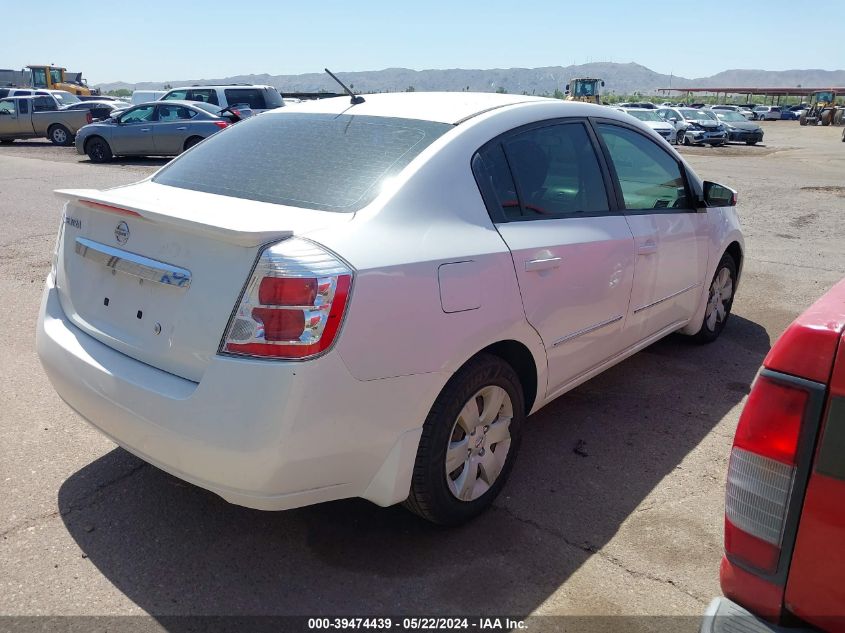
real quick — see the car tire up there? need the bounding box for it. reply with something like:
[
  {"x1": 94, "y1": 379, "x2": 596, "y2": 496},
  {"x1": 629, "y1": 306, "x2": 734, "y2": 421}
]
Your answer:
[
  {"x1": 85, "y1": 137, "x2": 113, "y2": 163},
  {"x1": 0, "y1": 139, "x2": 13, "y2": 144},
  {"x1": 693, "y1": 253, "x2": 737, "y2": 344},
  {"x1": 821, "y1": 111, "x2": 833, "y2": 126},
  {"x1": 48, "y1": 124, "x2": 73, "y2": 146},
  {"x1": 404, "y1": 353, "x2": 524, "y2": 525},
  {"x1": 183, "y1": 136, "x2": 204, "y2": 151},
  {"x1": 799, "y1": 114, "x2": 808, "y2": 126},
  {"x1": 682, "y1": 133, "x2": 691, "y2": 146}
]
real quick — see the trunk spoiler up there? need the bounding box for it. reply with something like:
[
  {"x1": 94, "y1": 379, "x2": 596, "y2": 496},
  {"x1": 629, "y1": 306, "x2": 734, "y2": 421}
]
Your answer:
[{"x1": 55, "y1": 188, "x2": 294, "y2": 248}]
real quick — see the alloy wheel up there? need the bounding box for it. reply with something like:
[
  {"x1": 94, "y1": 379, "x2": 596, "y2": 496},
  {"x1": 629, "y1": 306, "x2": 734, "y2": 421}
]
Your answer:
[
  {"x1": 445, "y1": 385, "x2": 513, "y2": 502},
  {"x1": 705, "y1": 266, "x2": 733, "y2": 331}
]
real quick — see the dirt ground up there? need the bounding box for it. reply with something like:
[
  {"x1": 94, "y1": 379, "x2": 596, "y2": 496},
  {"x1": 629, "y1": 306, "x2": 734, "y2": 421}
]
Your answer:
[{"x1": 0, "y1": 120, "x2": 843, "y2": 630}]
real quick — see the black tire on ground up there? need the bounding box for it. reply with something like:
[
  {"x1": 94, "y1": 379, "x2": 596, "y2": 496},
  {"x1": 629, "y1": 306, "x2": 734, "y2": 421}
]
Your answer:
[
  {"x1": 183, "y1": 136, "x2": 204, "y2": 151},
  {"x1": 799, "y1": 114, "x2": 808, "y2": 126},
  {"x1": 693, "y1": 253, "x2": 737, "y2": 344},
  {"x1": 821, "y1": 111, "x2": 833, "y2": 126},
  {"x1": 0, "y1": 139, "x2": 13, "y2": 144},
  {"x1": 834, "y1": 110, "x2": 844, "y2": 126},
  {"x1": 746, "y1": 140, "x2": 757, "y2": 145},
  {"x1": 682, "y1": 132, "x2": 691, "y2": 146},
  {"x1": 48, "y1": 124, "x2": 73, "y2": 146},
  {"x1": 85, "y1": 137, "x2": 113, "y2": 163},
  {"x1": 403, "y1": 353, "x2": 525, "y2": 525},
  {"x1": 841, "y1": 129, "x2": 845, "y2": 142}
]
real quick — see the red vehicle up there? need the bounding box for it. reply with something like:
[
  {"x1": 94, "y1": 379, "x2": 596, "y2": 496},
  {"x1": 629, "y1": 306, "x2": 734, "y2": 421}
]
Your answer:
[{"x1": 703, "y1": 278, "x2": 845, "y2": 632}]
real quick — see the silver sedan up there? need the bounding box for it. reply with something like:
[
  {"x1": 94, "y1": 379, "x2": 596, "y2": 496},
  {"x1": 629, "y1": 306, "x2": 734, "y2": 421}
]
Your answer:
[{"x1": 75, "y1": 100, "x2": 231, "y2": 162}]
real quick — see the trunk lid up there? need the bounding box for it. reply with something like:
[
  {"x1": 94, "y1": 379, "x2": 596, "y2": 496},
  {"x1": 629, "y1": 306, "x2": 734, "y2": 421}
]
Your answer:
[{"x1": 55, "y1": 181, "x2": 352, "y2": 382}]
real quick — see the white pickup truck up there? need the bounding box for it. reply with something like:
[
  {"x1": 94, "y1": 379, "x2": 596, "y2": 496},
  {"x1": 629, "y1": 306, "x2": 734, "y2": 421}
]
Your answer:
[{"x1": 0, "y1": 95, "x2": 92, "y2": 145}]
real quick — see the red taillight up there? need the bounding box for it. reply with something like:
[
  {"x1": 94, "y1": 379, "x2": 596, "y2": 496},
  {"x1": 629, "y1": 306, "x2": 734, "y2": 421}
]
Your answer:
[
  {"x1": 734, "y1": 376, "x2": 808, "y2": 466},
  {"x1": 258, "y1": 277, "x2": 317, "y2": 306},
  {"x1": 220, "y1": 239, "x2": 353, "y2": 360},
  {"x1": 214, "y1": 121, "x2": 229, "y2": 129},
  {"x1": 86, "y1": 112, "x2": 93, "y2": 124},
  {"x1": 724, "y1": 375, "x2": 810, "y2": 574}
]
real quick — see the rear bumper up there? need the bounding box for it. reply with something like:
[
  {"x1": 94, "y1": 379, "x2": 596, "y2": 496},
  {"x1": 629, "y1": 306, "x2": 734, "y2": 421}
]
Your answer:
[
  {"x1": 700, "y1": 598, "x2": 815, "y2": 633},
  {"x1": 36, "y1": 277, "x2": 442, "y2": 510}
]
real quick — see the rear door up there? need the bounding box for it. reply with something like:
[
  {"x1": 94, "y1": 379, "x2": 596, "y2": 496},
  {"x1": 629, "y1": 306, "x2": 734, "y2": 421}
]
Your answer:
[
  {"x1": 14, "y1": 98, "x2": 35, "y2": 135},
  {"x1": 594, "y1": 122, "x2": 708, "y2": 345},
  {"x1": 784, "y1": 331, "x2": 845, "y2": 630},
  {"x1": 152, "y1": 104, "x2": 197, "y2": 154},
  {"x1": 473, "y1": 119, "x2": 636, "y2": 396}
]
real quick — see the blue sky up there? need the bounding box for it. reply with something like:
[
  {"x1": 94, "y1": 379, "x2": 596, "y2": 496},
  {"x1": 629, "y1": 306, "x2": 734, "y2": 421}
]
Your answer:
[{"x1": 5, "y1": 1, "x2": 842, "y2": 84}]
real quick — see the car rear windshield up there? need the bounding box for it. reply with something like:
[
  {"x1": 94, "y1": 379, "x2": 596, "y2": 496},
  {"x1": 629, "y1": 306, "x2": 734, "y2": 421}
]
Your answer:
[{"x1": 152, "y1": 113, "x2": 453, "y2": 213}]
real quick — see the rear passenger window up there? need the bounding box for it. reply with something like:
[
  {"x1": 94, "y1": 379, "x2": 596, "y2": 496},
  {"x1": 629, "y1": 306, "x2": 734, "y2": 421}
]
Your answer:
[
  {"x1": 33, "y1": 97, "x2": 53, "y2": 112},
  {"x1": 474, "y1": 122, "x2": 610, "y2": 221},
  {"x1": 224, "y1": 88, "x2": 265, "y2": 109},
  {"x1": 188, "y1": 89, "x2": 219, "y2": 105},
  {"x1": 597, "y1": 124, "x2": 689, "y2": 210},
  {"x1": 18, "y1": 99, "x2": 29, "y2": 114}
]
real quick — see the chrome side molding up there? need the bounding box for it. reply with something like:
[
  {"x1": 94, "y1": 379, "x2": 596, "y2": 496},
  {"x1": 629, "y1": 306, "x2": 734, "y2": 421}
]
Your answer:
[
  {"x1": 552, "y1": 315, "x2": 623, "y2": 347},
  {"x1": 74, "y1": 237, "x2": 192, "y2": 289}
]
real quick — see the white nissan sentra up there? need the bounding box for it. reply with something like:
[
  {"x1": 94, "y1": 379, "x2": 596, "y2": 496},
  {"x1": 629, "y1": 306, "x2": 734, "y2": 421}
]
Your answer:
[{"x1": 37, "y1": 93, "x2": 743, "y2": 525}]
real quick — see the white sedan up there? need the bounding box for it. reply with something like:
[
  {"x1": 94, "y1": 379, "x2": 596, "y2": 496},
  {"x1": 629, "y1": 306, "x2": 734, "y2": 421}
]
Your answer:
[{"x1": 37, "y1": 93, "x2": 744, "y2": 525}]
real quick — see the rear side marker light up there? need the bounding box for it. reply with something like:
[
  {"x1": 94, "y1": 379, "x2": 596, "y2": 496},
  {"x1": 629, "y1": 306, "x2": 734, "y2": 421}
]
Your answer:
[
  {"x1": 723, "y1": 375, "x2": 809, "y2": 574},
  {"x1": 220, "y1": 238, "x2": 353, "y2": 360}
]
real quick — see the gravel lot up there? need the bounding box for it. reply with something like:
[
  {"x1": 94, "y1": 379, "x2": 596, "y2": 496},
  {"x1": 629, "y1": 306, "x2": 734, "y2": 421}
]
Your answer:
[{"x1": 1, "y1": 121, "x2": 843, "y2": 629}]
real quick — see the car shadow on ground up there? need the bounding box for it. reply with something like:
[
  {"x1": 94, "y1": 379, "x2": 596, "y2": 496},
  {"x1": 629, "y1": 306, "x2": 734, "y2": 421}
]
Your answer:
[
  {"x1": 57, "y1": 314, "x2": 769, "y2": 622},
  {"x1": 80, "y1": 157, "x2": 171, "y2": 168}
]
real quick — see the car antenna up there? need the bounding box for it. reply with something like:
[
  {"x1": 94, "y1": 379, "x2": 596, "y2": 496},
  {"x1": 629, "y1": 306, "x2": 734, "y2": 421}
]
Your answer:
[{"x1": 324, "y1": 68, "x2": 365, "y2": 105}]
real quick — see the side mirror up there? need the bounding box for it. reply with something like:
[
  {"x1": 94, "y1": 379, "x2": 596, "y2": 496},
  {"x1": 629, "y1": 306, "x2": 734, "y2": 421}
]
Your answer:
[{"x1": 703, "y1": 181, "x2": 737, "y2": 207}]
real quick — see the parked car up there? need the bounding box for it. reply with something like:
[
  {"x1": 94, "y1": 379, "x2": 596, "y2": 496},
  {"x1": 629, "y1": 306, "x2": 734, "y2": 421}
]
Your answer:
[
  {"x1": 74, "y1": 100, "x2": 232, "y2": 162},
  {"x1": 658, "y1": 107, "x2": 728, "y2": 146},
  {"x1": 617, "y1": 101, "x2": 658, "y2": 109},
  {"x1": 130, "y1": 90, "x2": 166, "y2": 105},
  {"x1": 618, "y1": 107, "x2": 677, "y2": 143},
  {"x1": 780, "y1": 108, "x2": 800, "y2": 120},
  {"x1": 753, "y1": 106, "x2": 782, "y2": 121},
  {"x1": 709, "y1": 104, "x2": 756, "y2": 120},
  {"x1": 37, "y1": 93, "x2": 744, "y2": 525},
  {"x1": 701, "y1": 277, "x2": 845, "y2": 633},
  {"x1": 0, "y1": 95, "x2": 92, "y2": 145},
  {"x1": 160, "y1": 84, "x2": 284, "y2": 113},
  {"x1": 64, "y1": 100, "x2": 126, "y2": 122},
  {"x1": 712, "y1": 111, "x2": 764, "y2": 145}
]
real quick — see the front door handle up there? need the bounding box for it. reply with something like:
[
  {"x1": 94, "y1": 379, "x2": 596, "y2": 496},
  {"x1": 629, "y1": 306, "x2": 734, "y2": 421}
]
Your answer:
[
  {"x1": 176, "y1": 126, "x2": 187, "y2": 131},
  {"x1": 525, "y1": 256, "x2": 562, "y2": 272},
  {"x1": 638, "y1": 240, "x2": 658, "y2": 255},
  {"x1": 139, "y1": 127, "x2": 151, "y2": 132}
]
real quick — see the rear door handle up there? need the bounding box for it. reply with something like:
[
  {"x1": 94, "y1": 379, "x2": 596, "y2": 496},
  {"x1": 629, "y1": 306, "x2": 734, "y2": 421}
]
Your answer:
[
  {"x1": 139, "y1": 127, "x2": 151, "y2": 132},
  {"x1": 638, "y1": 240, "x2": 658, "y2": 255},
  {"x1": 176, "y1": 126, "x2": 187, "y2": 131},
  {"x1": 525, "y1": 256, "x2": 562, "y2": 272}
]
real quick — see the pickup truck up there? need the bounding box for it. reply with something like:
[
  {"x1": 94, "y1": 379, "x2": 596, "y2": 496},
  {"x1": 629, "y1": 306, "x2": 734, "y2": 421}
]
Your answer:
[
  {"x1": 702, "y1": 277, "x2": 845, "y2": 632},
  {"x1": 0, "y1": 95, "x2": 92, "y2": 145}
]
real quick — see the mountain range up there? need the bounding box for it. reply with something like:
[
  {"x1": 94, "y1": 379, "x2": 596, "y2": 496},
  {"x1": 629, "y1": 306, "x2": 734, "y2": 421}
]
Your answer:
[{"x1": 96, "y1": 62, "x2": 845, "y2": 96}]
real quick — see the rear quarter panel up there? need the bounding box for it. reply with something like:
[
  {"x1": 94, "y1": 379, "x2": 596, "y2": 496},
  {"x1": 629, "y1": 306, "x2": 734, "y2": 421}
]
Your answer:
[{"x1": 32, "y1": 109, "x2": 91, "y2": 135}]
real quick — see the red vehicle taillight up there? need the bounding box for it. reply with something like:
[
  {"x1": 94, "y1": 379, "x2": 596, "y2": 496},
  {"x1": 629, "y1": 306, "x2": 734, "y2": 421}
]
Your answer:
[
  {"x1": 724, "y1": 375, "x2": 810, "y2": 574},
  {"x1": 220, "y1": 238, "x2": 353, "y2": 360},
  {"x1": 86, "y1": 112, "x2": 93, "y2": 124},
  {"x1": 213, "y1": 121, "x2": 229, "y2": 129}
]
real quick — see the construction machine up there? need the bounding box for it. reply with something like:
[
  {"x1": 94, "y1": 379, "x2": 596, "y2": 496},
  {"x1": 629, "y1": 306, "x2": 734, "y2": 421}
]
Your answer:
[
  {"x1": 564, "y1": 78, "x2": 604, "y2": 104},
  {"x1": 18, "y1": 65, "x2": 99, "y2": 96},
  {"x1": 799, "y1": 90, "x2": 840, "y2": 126}
]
